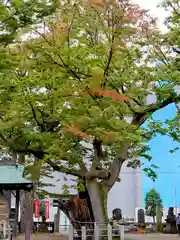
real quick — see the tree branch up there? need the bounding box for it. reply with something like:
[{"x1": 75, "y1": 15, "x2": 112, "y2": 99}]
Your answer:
[
  {"x1": 173, "y1": 47, "x2": 180, "y2": 54},
  {"x1": 103, "y1": 46, "x2": 113, "y2": 87},
  {"x1": 108, "y1": 143, "x2": 128, "y2": 190},
  {"x1": 57, "y1": 54, "x2": 81, "y2": 80},
  {"x1": 67, "y1": 6, "x2": 77, "y2": 50},
  {"x1": 36, "y1": 30, "x2": 82, "y2": 81},
  {"x1": 154, "y1": 49, "x2": 169, "y2": 66},
  {"x1": 110, "y1": 81, "x2": 142, "y2": 108},
  {"x1": 16, "y1": 147, "x2": 86, "y2": 177},
  {"x1": 133, "y1": 93, "x2": 180, "y2": 126},
  {"x1": 29, "y1": 102, "x2": 45, "y2": 132},
  {"x1": 85, "y1": 169, "x2": 110, "y2": 181},
  {"x1": 149, "y1": 94, "x2": 180, "y2": 110},
  {"x1": 1, "y1": 3, "x2": 36, "y2": 26},
  {"x1": 16, "y1": 148, "x2": 46, "y2": 159},
  {"x1": 92, "y1": 138, "x2": 103, "y2": 167},
  {"x1": 86, "y1": 30, "x2": 95, "y2": 46},
  {"x1": 169, "y1": 2, "x2": 180, "y2": 17},
  {"x1": 103, "y1": 11, "x2": 115, "y2": 88},
  {"x1": 47, "y1": 159, "x2": 84, "y2": 177},
  {"x1": 108, "y1": 93, "x2": 180, "y2": 191}
]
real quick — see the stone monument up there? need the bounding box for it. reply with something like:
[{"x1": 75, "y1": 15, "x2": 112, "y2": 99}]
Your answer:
[
  {"x1": 137, "y1": 209, "x2": 145, "y2": 225},
  {"x1": 137, "y1": 208, "x2": 146, "y2": 231},
  {"x1": 110, "y1": 208, "x2": 124, "y2": 236},
  {"x1": 112, "y1": 208, "x2": 122, "y2": 220},
  {"x1": 156, "y1": 203, "x2": 163, "y2": 232},
  {"x1": 164, "y1": 207, "x2": 177, "y2": 234}
]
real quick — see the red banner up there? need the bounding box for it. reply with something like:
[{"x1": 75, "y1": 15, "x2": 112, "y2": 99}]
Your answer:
[
  {"x1": 44, "y1": 199, "x2": 50, "y2": 220},
  {"x1": 34, "y1": 199, "x2": 40, "y2": 218}
]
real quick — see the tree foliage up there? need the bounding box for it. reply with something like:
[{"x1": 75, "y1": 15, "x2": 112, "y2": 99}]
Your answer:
[
  {"x1": 0, "y1": 0, "x2": 58, "y2": 44},
  {"x1": 0, "y1": 0, "x2": 179, "y2": 222},
  {"x1": 145, "y1": 188, "x2": 163, "y2": 219}
]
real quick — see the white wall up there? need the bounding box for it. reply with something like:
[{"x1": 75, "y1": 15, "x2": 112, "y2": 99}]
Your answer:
[{"x1": 108, "y1": 162, "x2": 143, "y2": 218}]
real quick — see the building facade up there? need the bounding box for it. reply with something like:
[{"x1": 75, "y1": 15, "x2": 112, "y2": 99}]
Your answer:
[{"x1": 108, "y1": 162, "x2": 143, "y2": 218}]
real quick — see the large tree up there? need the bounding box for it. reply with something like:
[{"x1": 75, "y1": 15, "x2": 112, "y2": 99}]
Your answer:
[{"x1": 0, "y1": 0, "x2": 179, "y2": 230}]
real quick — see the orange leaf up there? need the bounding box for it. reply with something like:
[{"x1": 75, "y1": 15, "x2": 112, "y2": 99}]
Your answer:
[
  {"x1": 88, "y1": 90, "x2": 129, "y2": 102},
  {"x1": 64, "y1": 125, "x2": 89, "y2": 139}
]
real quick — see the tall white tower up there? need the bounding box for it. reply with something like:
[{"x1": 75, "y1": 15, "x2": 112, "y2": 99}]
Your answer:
[{"x1": 107, "y1": 161, "x2": 143, "y2": 218}]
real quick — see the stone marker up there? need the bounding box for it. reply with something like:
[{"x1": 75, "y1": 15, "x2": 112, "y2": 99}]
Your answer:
[
  {"x1": 138, "y1": 209, "x2": 145, "y2": 225},
  {"x1": 164, "y1": 207, "x2": 177, "y2": 234}
]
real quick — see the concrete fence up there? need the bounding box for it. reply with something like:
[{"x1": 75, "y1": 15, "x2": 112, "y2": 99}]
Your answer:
[{"x1": 69, "y1": 224, "x2": 125, "y2": 240}]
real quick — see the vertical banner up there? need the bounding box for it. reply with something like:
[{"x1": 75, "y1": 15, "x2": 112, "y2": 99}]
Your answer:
[
  {"x1": 34, "y1": 199, "x2": 40, "y2": 218},
  {"x1": 44, "y1": 199, "x2": 50, "y2": 220}
]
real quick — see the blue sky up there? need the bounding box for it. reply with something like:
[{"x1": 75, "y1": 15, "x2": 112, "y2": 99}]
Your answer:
[{"x1": 142, "y1": 104, "x2": 180, "y2": 208}]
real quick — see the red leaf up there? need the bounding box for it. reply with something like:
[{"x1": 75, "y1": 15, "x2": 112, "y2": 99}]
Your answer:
[
  {"x1": 124, "y1": 9, "x2": 147, "y2": 22},
  {"x1": 64, "y1": 125, "x2": 89, "y2": 139},
  {"x1": 88, "y1": 90, "x2": 129, "y2": 102}
]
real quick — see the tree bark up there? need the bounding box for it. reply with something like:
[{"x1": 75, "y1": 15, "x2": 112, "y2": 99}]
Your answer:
[
  {"x1": 108, "y1": 143, "x2": 128, "y2": 190},
  {"x1": 19, "y1": 191, "x2": 26, "y2": 233},
  {"x1": 24, "y1": 190, "x2": 33, "y2": 240},
  {"x1": 55, "y1": 207, "x2": 60, "y2": 232},
  {"x1": 86, "y1": 180, "x2": 108, "y2": 224},
  {"x1": 59, "y1": 178, "x2": 109, "y2": 240}
]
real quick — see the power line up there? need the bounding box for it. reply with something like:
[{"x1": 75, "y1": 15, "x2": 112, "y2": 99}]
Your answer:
[{"x1": 119, "y1": 171, "x2": 180, "y2": 174}]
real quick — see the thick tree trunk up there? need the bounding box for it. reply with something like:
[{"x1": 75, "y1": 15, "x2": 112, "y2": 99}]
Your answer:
[
  {"x1": 59, "y1": 179, "x2": 108, "y2": 239},
  {"x1": 59, "y1": 196, "x2": 94, "y2": 238},
  {"x1": 86, "y1": 180, "x2": 108, "y2": 224},
  {"x1": 86, "y1": 180, "x2": 108, "y2": 240}
]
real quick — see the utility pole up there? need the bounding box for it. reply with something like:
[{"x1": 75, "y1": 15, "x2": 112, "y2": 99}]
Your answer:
[{"x1": 174, "y1": 187, "x2": 177, "y2": 215}]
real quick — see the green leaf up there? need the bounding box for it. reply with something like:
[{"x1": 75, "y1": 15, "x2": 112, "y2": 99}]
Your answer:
[{"x1": 0, "y1": 0, "x2": 179, "y2": 208}]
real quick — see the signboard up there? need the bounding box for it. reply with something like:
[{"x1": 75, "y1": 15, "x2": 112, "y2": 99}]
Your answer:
[
  {"x1": 34, "y1": 200, "x2": 40, "y2": 218},
  {"x1": 44, "y1": 199, "x2": 50, "y2": 220}
]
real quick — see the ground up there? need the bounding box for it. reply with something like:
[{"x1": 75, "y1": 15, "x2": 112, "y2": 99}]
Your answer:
[
  {"x1": 126, "y1": 233, "x2": 180, "y2": 239},
  {"x1": 17, "y1": 233, "x2": 180, "y2": 240},
  {"x1": 17, "y1": 234, "x2": 67, "y2": 240}
]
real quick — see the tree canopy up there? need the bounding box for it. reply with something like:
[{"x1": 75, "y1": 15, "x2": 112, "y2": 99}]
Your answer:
[
  {"x1": 0, "y1": 0, "x2": 179, "y2": 222},
  {"x1": 0, "y1": 0, "x2": 58, "y2": 43},
  {"x1": 145, "y1": 188, "x2": 163, "y2": 220}
]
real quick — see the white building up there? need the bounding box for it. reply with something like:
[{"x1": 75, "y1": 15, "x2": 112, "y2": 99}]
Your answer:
[{"x1": 108, "y1": 162, "x2": 143, "y2": 218}]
